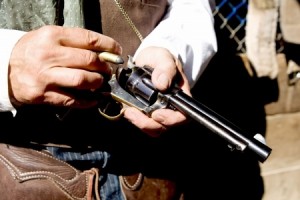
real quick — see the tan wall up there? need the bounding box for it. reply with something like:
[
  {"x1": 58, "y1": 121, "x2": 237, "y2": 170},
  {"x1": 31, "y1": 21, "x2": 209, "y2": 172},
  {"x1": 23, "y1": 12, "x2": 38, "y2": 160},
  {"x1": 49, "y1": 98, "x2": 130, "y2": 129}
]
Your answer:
[
  {"x1": 240, "y1": 53, "x2": 300, "y2": 115},
  {"x1": 264, "y1": 54, "x2": 300, "y2": 115}
]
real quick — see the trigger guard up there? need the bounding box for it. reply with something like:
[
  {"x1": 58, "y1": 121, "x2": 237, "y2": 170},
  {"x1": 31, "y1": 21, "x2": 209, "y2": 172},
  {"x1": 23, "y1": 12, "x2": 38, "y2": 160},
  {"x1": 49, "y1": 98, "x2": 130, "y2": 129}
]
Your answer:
[
  {"x1": 97, "y1": 98, "x2": 124, "y2": 121},
  {"x1": 98, "y1": 107, "x2": 124, "y2": 120}
]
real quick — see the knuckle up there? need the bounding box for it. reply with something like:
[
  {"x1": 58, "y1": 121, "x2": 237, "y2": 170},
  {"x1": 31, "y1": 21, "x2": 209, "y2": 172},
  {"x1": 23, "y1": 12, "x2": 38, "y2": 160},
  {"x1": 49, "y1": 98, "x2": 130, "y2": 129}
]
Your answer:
[
  {"x1": 38, "y1": 25, "x2": 60, "y2": 40},
  {"x1": 86, "y1": 30, "x2": 118, "y2": 50},
  {"x1": 32, "y1": 47, "x2": 51, "y2": 61},
  {"x1": 86, "y1": 30, "x2": 101, "y2": 46},
  {"x1": 62, "y1": 97, "x2": 75, "y2": 107},
  {"x1": 83, "y1": 51, "x2": 98, "y2": 66},
  {"x1": 69, "y1": 71, "x2": 86, "y2": 87},
  {"x1": 31, "y1": 26, "x2": 60, "y2": 60}
]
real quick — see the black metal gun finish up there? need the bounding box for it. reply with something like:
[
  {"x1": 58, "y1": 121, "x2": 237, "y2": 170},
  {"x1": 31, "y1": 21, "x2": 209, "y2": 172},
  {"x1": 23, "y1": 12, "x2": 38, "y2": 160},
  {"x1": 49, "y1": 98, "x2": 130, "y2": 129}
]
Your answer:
[{"x1": 110, "y1": 64, "x2": 272, "y2": 163}]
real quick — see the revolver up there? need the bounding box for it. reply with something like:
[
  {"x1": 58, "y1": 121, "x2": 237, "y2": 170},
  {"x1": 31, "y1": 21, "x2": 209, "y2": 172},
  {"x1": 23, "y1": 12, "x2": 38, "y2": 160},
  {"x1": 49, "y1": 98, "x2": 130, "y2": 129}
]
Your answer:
[{"x1": 99, "y1": 56, "x2": 272, "y2": 163}]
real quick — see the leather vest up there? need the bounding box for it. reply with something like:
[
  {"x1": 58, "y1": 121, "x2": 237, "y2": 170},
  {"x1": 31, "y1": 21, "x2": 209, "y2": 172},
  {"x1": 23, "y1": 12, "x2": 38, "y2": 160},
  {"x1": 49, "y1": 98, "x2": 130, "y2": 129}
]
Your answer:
[
  {"x1": 0, "y1": 0, "x2": 168, "y2": 149},
  {"x1": 100, "y1": 0, "x2": 168, "y2": 62}
]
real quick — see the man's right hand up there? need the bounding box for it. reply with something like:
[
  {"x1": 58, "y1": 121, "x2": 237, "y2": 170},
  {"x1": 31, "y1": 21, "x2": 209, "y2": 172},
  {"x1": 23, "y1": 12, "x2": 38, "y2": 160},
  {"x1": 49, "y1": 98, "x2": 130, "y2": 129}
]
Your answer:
[{"x1": 8, "y1": 25, "x2": 122, "y2": 109}]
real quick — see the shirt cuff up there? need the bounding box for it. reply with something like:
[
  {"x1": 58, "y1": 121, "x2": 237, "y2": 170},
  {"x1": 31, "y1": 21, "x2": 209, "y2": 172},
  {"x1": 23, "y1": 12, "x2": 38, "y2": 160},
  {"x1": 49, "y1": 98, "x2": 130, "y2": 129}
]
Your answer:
[{"x1": 0, "y1": 29, "x2": 26, "y2": 115}]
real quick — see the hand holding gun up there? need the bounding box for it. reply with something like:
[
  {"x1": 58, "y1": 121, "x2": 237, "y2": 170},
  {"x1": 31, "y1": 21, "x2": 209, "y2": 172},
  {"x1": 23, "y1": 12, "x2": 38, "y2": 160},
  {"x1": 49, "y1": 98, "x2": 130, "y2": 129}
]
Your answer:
[{"x1": 98, "y1": 55, "x2": 272, "y2": 163}]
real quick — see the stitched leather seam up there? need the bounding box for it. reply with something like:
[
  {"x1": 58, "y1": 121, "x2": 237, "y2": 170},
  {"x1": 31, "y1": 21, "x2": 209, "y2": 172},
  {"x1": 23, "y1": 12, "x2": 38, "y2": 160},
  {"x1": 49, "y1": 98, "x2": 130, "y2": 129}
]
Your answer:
[{"x1": 0, "y1": 154, "x2": 89, "y2": 200}]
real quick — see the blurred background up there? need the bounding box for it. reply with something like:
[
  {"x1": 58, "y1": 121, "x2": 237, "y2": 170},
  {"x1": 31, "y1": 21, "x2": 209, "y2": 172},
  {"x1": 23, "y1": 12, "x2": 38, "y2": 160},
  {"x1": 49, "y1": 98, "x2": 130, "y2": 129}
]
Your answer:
[{"x1": 210, "y1": 0, "x2": 300, "y2": 199}]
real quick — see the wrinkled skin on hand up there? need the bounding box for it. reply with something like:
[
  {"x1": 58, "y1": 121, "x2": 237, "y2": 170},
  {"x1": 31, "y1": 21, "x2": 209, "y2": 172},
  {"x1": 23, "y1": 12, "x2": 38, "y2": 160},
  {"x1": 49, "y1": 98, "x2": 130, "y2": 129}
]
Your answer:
[
  {"x1": 9, "y1": 25, "x2": 122, "y2": 109},
  {"x1": 9, "y1": 26, "x2": 190, "y2": 137},
  {"x1": 123, "y1": 47, "x2": 191, "y2": 137}
]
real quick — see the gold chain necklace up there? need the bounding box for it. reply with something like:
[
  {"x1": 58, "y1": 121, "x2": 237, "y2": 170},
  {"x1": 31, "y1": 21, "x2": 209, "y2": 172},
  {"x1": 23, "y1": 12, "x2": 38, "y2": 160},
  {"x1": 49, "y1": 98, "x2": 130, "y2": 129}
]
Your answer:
[
  {"x1": 113, "y1": 2, "x2": 144, "y2": 190},
  {"x1": 113, "y1": 0, "x2": 144, "y2": 42}
]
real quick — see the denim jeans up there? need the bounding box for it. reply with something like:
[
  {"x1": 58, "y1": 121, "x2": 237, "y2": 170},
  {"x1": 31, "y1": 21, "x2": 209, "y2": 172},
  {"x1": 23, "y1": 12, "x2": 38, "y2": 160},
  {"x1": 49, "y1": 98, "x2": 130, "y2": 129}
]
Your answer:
[{"x1": 46, "y1": 147, "x2": 125, "y2": 200}]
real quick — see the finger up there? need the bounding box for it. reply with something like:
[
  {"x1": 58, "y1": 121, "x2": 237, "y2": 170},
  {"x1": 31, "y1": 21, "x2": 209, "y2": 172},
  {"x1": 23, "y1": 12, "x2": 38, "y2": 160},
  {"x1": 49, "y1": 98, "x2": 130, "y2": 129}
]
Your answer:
[
  {"x1": 152, "y1": 56, "x2": 191, "y2": 96},
  {"x1": 134, "y1": 48, "x2": 177, "y2": 91},
  {"x1": 150, "y1": 56, "x2": 177, "y2": 91},
  {"x1": 123, "y1": 107, "x2": 167, "y2": 137},
  {"x1": 151, "y1": 64, "x2": 175, "y2": 91},
  {"x1": 151, "y1": 109, "x2": 187, "y2": 126},
  {"x1": 44, "y1": 89, "x2": 98, "y2": 108},
  {"x1": 55, "y1": 26, "x2": 122, "y2": 54},
  {"x1": 50, "y1": 47, "x2": 113, "y2": 74},
  {"x1": 44, "y1": 67, "x2": 104, "y2": 90}
]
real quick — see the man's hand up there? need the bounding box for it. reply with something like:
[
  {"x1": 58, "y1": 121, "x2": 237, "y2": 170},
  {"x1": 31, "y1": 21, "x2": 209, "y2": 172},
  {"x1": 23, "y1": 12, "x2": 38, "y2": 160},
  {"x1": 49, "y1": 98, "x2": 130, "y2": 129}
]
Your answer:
[
  {"x1": 123, "y1": 46, "x2": 191, "y2": 137},
  {"x1": 9, "y1": 25, "x2": 122, "y2": 109}
]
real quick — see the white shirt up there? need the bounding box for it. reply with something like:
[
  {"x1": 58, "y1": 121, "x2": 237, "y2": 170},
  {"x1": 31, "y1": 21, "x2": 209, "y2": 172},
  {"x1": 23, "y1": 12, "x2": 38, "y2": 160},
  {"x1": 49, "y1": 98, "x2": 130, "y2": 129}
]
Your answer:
[
  {"x1": 0, "y1": 0, "x2": 217, "y2": 113},
  {"x1": 135, "y1": 0, "x2": 217, "y2": 88}
]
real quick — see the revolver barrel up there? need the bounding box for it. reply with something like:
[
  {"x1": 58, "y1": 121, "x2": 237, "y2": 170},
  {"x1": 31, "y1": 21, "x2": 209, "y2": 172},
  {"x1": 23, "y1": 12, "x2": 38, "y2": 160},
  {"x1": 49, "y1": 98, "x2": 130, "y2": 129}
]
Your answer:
[{"x1": 169, "y1": 89, "x2": 272, "y2": 163}]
